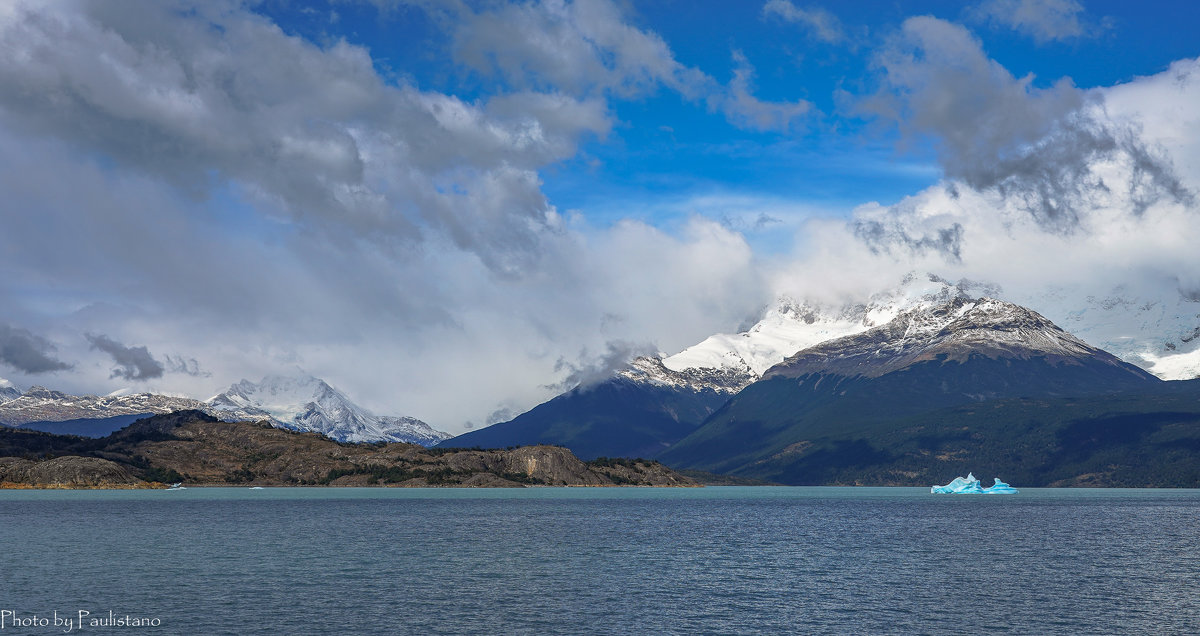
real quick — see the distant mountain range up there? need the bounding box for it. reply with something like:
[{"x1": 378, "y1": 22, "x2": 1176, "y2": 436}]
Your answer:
[{"x1": 0, "y1": 374, "x2": 449, "y2": 446}]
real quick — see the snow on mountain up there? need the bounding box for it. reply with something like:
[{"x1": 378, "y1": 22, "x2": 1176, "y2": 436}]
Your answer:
[
  {"x1": 206, "y1": 374, "x2": 450, "y2": 446},
  {"x1": 619, "y1": 274, "x2": 982, "y2": 393},
  {"x1": 765, "y1": 296, "x2": 1155, "y2": 382},
  {"x1": 1019, "y1": 286, "x2": 1200, "y2": 380}
]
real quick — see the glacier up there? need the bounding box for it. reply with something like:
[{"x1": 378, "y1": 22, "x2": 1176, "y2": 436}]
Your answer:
[{"x1": 931, "y1": 473, "x2": 1018, "y2": 494}]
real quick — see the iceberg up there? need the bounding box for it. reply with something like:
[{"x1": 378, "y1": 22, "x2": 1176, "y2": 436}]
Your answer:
[{"x1": 931, "y1": 472, "x2": 1018, "y2": 494}]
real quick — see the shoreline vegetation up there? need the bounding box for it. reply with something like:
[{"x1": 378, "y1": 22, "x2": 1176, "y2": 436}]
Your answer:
[{"x1": 0, "y1": 411, "x2": 697, "y2": 489}]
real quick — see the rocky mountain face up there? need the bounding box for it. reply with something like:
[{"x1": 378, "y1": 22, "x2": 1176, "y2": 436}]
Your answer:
[
  {"x1": 0, "y1": 382, "x2": 19, "y2": 403},
  {"x1": 206, "y1": 375, "x2": 450, "y2": 446},
  {"x1": 0, "y1": 411, "x2": 695, "y2": 488},
  {"x1": 0, "y1": 456, "x2": 143, "y2": 488},
  {"x1": 657, "y1": 296, "x2": 1192, "y2": 485}
]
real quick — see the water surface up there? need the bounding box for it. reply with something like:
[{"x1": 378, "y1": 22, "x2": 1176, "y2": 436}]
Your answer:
[{"x1": 2, "y1": 487, "x2": 1197, "y2": 634}]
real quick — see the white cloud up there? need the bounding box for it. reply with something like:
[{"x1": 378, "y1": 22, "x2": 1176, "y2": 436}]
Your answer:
[
  {"x1": 970, "y1": 0, "x2": 1102, "y2": 44},
  {"x1": 712, "y1": 51, "x2": 811, "y2": 133},
  {"x1": 762, "y1": 0, "x2": 846, "y2": 44},
  {"x1": 449, "y1": 0, "x2": 814, "y2": 133}
]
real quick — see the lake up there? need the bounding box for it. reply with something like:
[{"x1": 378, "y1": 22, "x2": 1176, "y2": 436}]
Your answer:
[{"x1": 1, "y1": 487, "x2": 1198, "y2": 634}]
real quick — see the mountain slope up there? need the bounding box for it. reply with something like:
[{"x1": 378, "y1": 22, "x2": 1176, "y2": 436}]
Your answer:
[
  {"x1": 439, "y1": 366, "x2": 731, "y2": 459},
  {"x1": 658, "y1": 297, "x2": 1170, "y2": 483}
]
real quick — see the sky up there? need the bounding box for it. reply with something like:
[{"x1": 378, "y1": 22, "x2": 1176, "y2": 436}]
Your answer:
[{"x1": 1, "y1": 0, "x2": 1199, "y2": 433}]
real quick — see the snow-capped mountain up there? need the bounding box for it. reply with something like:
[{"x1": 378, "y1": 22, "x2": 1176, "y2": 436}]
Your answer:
[
  {"x1": 765, "y1": 296, "x2": 1156, "y2": 385},
  {"x1": 1021, "y1": 285, "x2": 1200, "y2": 381},
  {"x1": 0, "y1": 374, "x2": 448, "y2": 446},
  {"x1": 618, "y1": 273, "x2": 983, "y2": 394},
  {"x1": 0, "y1": 386, "x2": 211, "y2": 426},
  {"x1": 658, "y1": 295, "x2": 1167, "y2": 482},
  {"x1": 206, "y1": 375, "x2": 450, "y2": 446},
  {"x1": 616, "y1": 272, "x2": 1199, "y2": 396}
]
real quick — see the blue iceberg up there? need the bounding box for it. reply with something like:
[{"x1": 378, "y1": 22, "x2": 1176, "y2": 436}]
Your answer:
[{"x1": 931, "y1": 472, "x2": 1018, "y2": 494}]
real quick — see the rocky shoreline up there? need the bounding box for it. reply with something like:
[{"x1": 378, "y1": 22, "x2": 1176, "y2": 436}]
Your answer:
[{"x1": 0, "y1": 411, "x2": 697, "y2": 489}]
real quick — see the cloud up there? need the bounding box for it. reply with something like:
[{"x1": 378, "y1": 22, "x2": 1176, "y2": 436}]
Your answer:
[
  {"x1": 451, "y1": 0, "x2": 703, "y2": 99},
  {"x1": 86, "y1": 333, "x2": 164, "y2": 381},
  {"x1": 0, "y1": 325, "x2": 72, "y2": 374},
  {"x1": 969, "y1": 0, "x2": 1104, "y2": 44},
  {"x1": 449, "y1": 0, "x2": 812, "y2": 133},
  {"x1": 0, "y1": 0, "x2": 613, "y2": 276},
  {"x1": 856, "y1": 16, "x2": 1191, "y2": 232},
  {"x1": 762, "y1": 0, "x2": 846, "y2": 44},
  {"x1": 712, "y1": 51, "x2": 811, "y2": 133}
]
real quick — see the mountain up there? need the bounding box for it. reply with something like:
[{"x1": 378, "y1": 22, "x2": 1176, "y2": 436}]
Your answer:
[
  {"x1": 440, "y1": 275, "x2": 980, "y2": 458},
  {"x1": 0, "y1": 383, "x2": 20, "y2": 404},
  {"x1": 656, "y1": 297, "x2": 1193, "y2": 485},
  {"x1": 1022, "y1": 284, "x2": 1200, "y2": 381},
  {"x1": 206, "y1": 375, "x2": 450, "y2": 446},
  {"x1": 439, "y1": 361, "x2": 732, "y2": 459}
]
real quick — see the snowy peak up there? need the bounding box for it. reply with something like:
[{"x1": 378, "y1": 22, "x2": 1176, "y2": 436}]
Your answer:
[
  {"x1": 766, "y1": 297, "x2": 1159, "y2": 383},
  {"x1": 619, "y1": 273, "x2": 980, "y2": 394},
  {"x1": 206, "y1": 374, "x2": 450, "y2": 446}
]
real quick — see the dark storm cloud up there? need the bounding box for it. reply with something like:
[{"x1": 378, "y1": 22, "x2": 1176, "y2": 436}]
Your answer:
[
  {"x1": 0, "y1": 325, "x2": 72, "y2": 374},
  {"x1": 858, "y1": 16, "x2": 1193, "y2": 233},
  {"x1": 853, "y1": 219, "x2": 965, "y2": 262},
  {"x1": 86, "y1": 333, "x2": 164, "y2": 381},
  {"x1": 164, "y1": 355, "x2": 211, "y2": 378}
]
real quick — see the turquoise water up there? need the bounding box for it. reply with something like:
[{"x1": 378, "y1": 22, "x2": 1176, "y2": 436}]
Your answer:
[{"x1": 2, "y1": 487, "x2": 1198, "y2": 634}]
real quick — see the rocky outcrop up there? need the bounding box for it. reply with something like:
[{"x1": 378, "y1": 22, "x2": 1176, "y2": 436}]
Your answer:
[{"x1": 0, "y1": 456, "x2": 145, "y2": 488}]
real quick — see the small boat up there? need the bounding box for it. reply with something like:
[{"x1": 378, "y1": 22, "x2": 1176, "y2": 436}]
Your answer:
[
  {"x1": 249, "y1": 486, "x2": 264, "y2": 490},
  {"x1": 167, "y1": 482, "x2": 186, "y2": 490}
]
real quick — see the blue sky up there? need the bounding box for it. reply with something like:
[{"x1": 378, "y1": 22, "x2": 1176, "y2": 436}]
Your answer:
[
  {"x1": 252, "y1": 0, "x2": 1200, "y2": 243},
  {"x1": 1, "y1": 0, "x2": 1199, "y2": 430}
]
